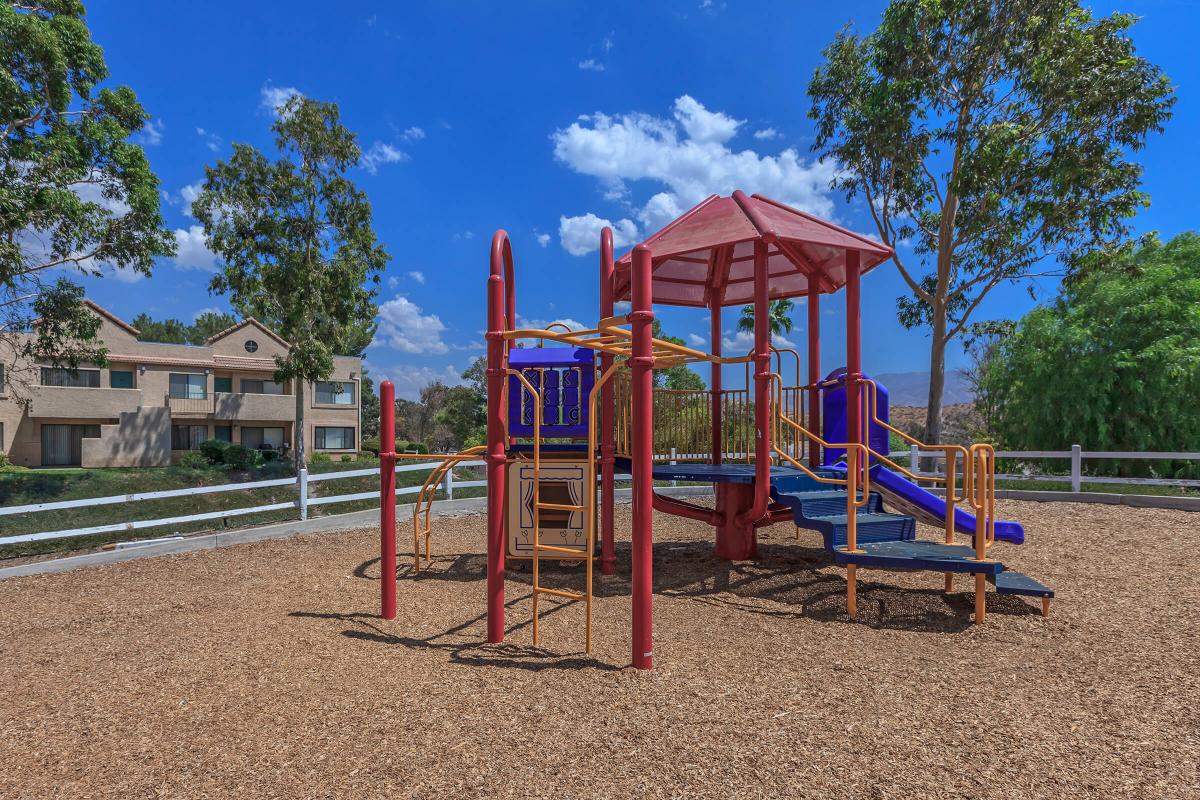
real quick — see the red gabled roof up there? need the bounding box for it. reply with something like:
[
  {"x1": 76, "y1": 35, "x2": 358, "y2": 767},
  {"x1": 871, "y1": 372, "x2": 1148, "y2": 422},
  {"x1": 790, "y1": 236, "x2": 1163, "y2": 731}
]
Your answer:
[
  {"x1": 613, "y1": 191, "x2": 893, "y2": 308},
  {"x1": 82, "y1": 300, "x2": 141, "y2": 336},
  {"x1": 205, "y1": 317, "x2": 290, "y2": 348}
]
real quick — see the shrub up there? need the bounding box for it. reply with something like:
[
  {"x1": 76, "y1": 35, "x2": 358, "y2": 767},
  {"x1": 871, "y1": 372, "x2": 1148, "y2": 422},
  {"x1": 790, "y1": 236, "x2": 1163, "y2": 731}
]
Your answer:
[
  {"x1": 199, "y1": 438, "x2": 231, "y2": 465},
  {"x1": 179, "y1": 451, "x2": 209, "y2": 469},
  {"x1": 310, "y1": 452, "x2": 332, "y2": 464},
  {"x1": 261, "y1": 449, "x2": 279, "y2": 462},
  {"x1": 340, "y1": 454, "x2": 353, "y2": 462},
  {"x1": 360, "y1": 436, "x2": 381, "y2": 455},
  {"x1": 396, "y1": 440, "x2": 429, "y2": 454},
  {"x1": 223, "y1": 444, "x2": 255, "y2": 470}
]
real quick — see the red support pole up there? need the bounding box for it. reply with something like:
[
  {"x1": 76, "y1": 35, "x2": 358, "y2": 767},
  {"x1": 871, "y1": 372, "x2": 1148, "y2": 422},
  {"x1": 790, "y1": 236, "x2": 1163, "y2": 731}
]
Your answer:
[
  {"x1": 710, "y1": 296, "x2": 722, "y2": 465},
  {"x1": 807, "y1": 280, "x2": 821, "y2": 464},
  {"x1": 630, "y1": 244, "x2": 655, "y2": 670},
  {"x1": 599, "y1": 228, "x2": 616, "y2": 576},
  {"x1": 736, "y1": 238, "x2": 772, "y2": 532},
  {"x1": 486, "y1": 231, "x2": 511, "y2": 644},
  {"x1": 845, "y1": 249, "x2": 862, "y2": 468},
  {"x1": 379, "y1": 379, "x2": 396, "y2": 620}
]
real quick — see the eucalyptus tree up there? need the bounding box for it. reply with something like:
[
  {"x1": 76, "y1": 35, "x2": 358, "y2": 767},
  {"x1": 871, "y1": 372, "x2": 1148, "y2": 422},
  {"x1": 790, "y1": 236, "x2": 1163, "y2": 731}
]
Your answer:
[
  {"x1": 192, "y1": 96, "x2": 386, "y2": 464},
  {"x1": 808, "y1": 0, "x2": 1174, "y2": 443}
]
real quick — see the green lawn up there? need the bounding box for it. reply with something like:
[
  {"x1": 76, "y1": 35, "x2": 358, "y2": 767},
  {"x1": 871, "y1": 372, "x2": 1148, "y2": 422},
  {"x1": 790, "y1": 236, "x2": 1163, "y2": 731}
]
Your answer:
[
  {"x1": 996, "y1": 477, "x2": 1200, "y2": 498},
  {"x1": 0, "y1": 458, "x2": 485, "y2": 560}
]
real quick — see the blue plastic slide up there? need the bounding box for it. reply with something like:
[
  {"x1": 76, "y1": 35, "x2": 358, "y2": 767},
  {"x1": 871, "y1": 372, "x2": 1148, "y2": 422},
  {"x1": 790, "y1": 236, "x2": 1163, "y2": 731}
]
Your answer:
[{"x1": 870, "y1": 465, "x2": 1025, "y2": 545}]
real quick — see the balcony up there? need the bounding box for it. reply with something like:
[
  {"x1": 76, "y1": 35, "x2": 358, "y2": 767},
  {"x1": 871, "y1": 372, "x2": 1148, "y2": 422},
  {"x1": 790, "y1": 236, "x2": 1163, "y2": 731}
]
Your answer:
[
  {"x1": 214, "y1": 391, "x2": 295, "y2": 422},
  {"x1": 167, "y1": 394, "x2": 215, "y2": 416},
  {"x1": 28, "y1": 386, "x2": 144, "y2": 419}
]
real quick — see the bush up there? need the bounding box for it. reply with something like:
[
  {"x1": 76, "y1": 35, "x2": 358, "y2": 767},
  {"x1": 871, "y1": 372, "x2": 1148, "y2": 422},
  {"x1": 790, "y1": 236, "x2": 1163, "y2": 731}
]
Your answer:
[
  {"x1": 361, "y1": 436, "x2": 381, "y2": 455},
  {"x1": 198, "y1": 438, "x2": 231, "y2": 465},
  {"x1": 310, "y1": 452, "x2": 332, "y2": 464},
  {"x1": 223, "y1": 444, "x2": 255, "y2": 470},
  {"x1": 179, "y1": 451, "x2": 209, "y2": 469},
  {"x1": 396, "y1": 440, "x2": 429, "y2": 454},
  {"x1": 261, "y1": 449, "x2": 279, "y2": 462},
  {"x1": 340, "y1": 454, "x2": 353, "y2": 462}
]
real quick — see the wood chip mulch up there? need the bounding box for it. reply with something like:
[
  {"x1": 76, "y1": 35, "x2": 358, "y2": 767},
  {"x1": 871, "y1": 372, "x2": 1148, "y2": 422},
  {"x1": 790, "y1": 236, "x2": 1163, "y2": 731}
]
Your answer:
[{"x1": 1, "y1": 500, "x2": 1197, "y2": 799}]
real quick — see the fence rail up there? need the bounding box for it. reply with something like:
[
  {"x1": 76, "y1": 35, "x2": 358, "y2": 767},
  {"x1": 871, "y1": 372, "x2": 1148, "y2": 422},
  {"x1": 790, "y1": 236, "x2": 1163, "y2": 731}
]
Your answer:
[{"x1": 898, "y1": 444, "x2": 1200, "y2": 492}]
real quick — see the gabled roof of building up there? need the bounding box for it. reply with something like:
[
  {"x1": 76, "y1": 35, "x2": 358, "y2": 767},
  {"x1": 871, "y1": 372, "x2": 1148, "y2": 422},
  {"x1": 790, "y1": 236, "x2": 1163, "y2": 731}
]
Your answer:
[
  {"x1": 82, "y1": 300, "x2": 141, "y2": 337},
  {"x1": 205, "y1": 317, "x2": 291, "y2": 348}
]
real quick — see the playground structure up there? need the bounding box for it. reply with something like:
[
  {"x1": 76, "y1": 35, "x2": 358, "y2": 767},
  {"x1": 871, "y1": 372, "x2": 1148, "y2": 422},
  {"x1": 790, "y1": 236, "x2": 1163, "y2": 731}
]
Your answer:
[{"x1": 378, "y1": 191, "x2": 1054, "y2": 670}]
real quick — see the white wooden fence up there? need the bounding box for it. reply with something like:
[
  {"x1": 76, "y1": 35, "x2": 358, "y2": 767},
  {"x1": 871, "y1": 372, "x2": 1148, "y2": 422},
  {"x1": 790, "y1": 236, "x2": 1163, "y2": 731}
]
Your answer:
[{"x1": 899, "y1": 445, "x2": 1200, "y2": 492}]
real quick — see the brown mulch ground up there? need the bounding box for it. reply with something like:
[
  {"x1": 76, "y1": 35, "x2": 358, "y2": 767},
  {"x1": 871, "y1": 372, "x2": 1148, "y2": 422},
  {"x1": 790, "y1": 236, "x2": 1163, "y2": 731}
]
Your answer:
[{"x1": 1, "y1": 500, "x2": 1197, "y2": 799}]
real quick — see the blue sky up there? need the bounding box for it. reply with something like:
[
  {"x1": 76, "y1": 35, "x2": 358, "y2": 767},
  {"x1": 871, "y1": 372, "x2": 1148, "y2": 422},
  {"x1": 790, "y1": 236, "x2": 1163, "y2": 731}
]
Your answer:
[{"x1": 75, "y1": 1, "x2": 1198, "y2": 398}]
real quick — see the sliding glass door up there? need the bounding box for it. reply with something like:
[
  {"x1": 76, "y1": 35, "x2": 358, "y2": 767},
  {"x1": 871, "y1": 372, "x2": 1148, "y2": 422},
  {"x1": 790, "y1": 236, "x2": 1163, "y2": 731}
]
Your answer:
[{"x1": 40, "y1": 424, "x2": 101, "y2": 466}]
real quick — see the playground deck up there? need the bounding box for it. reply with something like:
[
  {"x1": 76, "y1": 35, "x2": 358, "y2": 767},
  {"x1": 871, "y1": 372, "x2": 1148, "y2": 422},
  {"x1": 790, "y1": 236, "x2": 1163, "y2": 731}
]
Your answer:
[{"x1": 1, "y1": 501, "x2": 1196, "y2": 799}]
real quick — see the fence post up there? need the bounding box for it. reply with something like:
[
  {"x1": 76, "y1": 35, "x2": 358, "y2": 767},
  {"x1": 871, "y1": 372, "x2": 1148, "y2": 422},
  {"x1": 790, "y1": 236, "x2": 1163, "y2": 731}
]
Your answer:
[
  {"x1": 443, "y1": 467, "x2": 455, "y2": 500},
  {"x1": 298, "y1": 467, "x2": 309, "y2": 521},
  {"x1": 1071, "y1": 444, "x2": 1082, "y2": 493},
  {"x1": 910, "y1": 444, "x2": 920, "y2": 476},
  {"x1": 670, "y1": 446, "x2": 678, "y2": 487}
]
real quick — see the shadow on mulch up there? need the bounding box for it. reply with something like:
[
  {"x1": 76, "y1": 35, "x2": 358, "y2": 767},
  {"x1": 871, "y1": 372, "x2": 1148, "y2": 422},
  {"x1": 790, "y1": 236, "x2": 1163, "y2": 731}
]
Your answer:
[
  {"x1": 289, "y1": 601, "x2": 626, "y2": 672},
  {"x1": 337, "y1": 536, "x2": 1041, "y2": 647}
]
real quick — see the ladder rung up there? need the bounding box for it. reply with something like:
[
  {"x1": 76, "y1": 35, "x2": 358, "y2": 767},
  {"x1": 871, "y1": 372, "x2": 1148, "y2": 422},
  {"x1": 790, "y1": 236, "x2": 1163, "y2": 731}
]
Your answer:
[
  {"x1": 535, "y1": 501, "x2": 586, "y2": 512},
  {"x1": 534, "y1": 544, "x2": 586, "y2": 557},
  {"x1": 534, "y1": 586, "x2": 584, "y2": 601}
]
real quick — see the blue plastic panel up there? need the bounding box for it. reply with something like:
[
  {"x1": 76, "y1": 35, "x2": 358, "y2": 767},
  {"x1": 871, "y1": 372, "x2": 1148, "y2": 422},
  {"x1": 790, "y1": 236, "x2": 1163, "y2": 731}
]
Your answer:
[{"x1": 508, "y1": 346, "x2": 595, "y2": 438}]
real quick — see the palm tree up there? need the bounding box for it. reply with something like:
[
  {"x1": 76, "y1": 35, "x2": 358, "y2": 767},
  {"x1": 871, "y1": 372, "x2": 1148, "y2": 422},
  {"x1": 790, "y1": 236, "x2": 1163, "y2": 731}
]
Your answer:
[{"x1": 737, "y1": 298, "x2": 795, "y2": 337}]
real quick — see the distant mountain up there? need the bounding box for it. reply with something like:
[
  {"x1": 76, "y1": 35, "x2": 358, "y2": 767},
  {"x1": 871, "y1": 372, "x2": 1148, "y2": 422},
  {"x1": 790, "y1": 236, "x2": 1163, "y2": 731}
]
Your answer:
[{"x1": 870, "y1": 370, "x2": 973, "y2": 406}]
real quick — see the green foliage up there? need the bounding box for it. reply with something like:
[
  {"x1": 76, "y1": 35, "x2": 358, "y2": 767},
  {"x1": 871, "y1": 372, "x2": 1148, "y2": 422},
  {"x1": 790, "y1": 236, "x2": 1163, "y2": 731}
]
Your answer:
[
  {"x1": 736, "y1": 299, "x2": 794, "y2": 337},
  {"x1": 359, "y1": 368, "x2": 380, "y2": 439},
  {"x1": 310, "y1": 452, "x2": 332, "y2": 464},
  {"x1": 807, "y1": 0, "x2": 1175, "y2": 441},
  {"x1": 191, "y1": 96, "x2": 387, "y2": 464},
  {"x1": 650, "y1": 320, "x2": 706, "y2": 391},
  {"x1": 340, "y1": 454, "x2": 353, "y2": 463},
  {"x1": 178, "y1": 451, "x2": 209, "y2": 470},
  {"x1": 396, "y1": 440, "x2": 429, "y2": 455},
  {"x1": 222, "y1": 444, "x2": 254, "y2": 470},
  {"x1": 982, "y1": 233, "x2": 1200, "y2": 476},
  {"x1": 1, "y1": 1, "x2": 175, "y2": 380},
  {"x1": 198, "y1": 438, "x2": 231, "y2": 465},
  {"x1": 360, "y1": 436, "x2": 381, "y2": 455}
]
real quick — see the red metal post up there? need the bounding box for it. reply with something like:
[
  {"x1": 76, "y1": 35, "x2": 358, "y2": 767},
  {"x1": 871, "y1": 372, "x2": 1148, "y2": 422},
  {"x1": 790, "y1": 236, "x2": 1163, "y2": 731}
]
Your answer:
[
  {"x1": 599, "y1": 228, "x2": 616, "y2": 576},
  {"x1": 736, "y1": 238, "x2": 772, "y2": 530},
  {"x1": 845, "y1": 249, "x2": 862, "y2": 467},
  {"x1": 807, "y1": 280, "x2": 821, "y2": 464},
  {"x1": 486, "y1": 231, "x2": 511, "y2": 643},
  {"x1": 379, "y1": 379, "x2": 396, "y2": 620},
  {"x1": 630, "y1": 244, "x2": 655, "y2": 670},
  {"x1": 710, "y1": 296, "x2": 722, "y2": 465}
]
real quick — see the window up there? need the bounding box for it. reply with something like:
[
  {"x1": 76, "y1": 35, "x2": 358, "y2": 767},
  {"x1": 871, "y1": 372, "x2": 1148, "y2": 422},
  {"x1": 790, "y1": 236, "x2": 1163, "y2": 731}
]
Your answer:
[
  {"x1": 242, "y1": 426, "x2": 285, "y2": 450},
  {"x1": 214, "y1": 376, "x2": 233, "y2": 393},
  {"x1": 1, "y1": 421, "x2": 4, "y2": 450},
  {"x1": 241, "y1": 378, "x2": 284, "y2": 395},
  {"x1": 214, "y1": 425, "x2": 233, "y2": 443},
  {"x1": 244, "y1": 340, "x2": 258, "y2": 353},
  {"x1": 0, "y1": 364, "x2": 5, "y2": 393},
  {"x1": 171, "y1": 425, "x2": 207, "y2": 450},
  {"x1": 110, "y1": 370, "x2": 134, "y2": 389},
  {"x1": 315, "y1": 381, "x2": 355, "y2": 405},
  {"x1": 169, "y1": 373, "x2": 207, "y2": 399},
  {"x1": 315, "y1": 426, "x2": 355, "y2": 450},
  {"x1": 41, "y1": 367, "x2": 100, "y2": 388}
]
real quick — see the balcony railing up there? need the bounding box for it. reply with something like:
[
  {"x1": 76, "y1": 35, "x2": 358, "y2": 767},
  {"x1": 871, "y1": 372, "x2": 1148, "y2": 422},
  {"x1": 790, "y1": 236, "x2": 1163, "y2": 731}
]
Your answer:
[
  {"x1": 213, "y1": 391, "x2": 295, "y2": 421},
  {"x1": 167, "y1": 394, "x2": 215, "y2": 415},
  {"x1": 28, "y1": 386, "x2": 143, "y2": 419}
]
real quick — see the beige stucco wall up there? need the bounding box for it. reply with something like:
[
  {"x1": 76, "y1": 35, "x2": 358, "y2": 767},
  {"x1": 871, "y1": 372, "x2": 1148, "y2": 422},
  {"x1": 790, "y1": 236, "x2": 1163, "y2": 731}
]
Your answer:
[{"x1": 82, "y1": 406, "x2": 172, "y2": 468}]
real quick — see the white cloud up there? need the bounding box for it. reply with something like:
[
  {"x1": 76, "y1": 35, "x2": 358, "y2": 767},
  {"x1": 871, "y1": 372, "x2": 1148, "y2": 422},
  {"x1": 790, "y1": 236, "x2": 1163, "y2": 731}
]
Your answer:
[
  {"x1": 191, "y1": 306, "x2": 222, "y2": 321},
  {"x1": 261, "y1": 84, "x2": 303, "y2": 117},
  {"x1": 407, "y1": 270, "x2": 425, "y2": 284},
  {"x1": 614, "y1": 300, "x2": 632, "y2": 314},
  {"x1": 137, "y1": 119, "x2": 164, "y2": 146},
  {"x1": 402, "y1": 126, "x2": 425, "y2": 141},
  {"x1": 721, "y1": 329, "x2": 797, "y2": 352},
  {"x1": 173, "y1": 225, "x2": 220, "y2": 272},
  {"x1": 367, "y1": 361, "x2": 464, "y2": 401},
  {"x1": 536, "y1": 232, "x2": 551, "y2": 248},
  {"x1": 517, "y1": 316, "x2": 586, "y2": 332},
  {"x1": 196, "y1": 127, "x2": 221, "y2": 152},
  {"x1": 558, "y1": 213, "x2": 639, "y2": 257},
  {"x1": 687, "y1": 333, "x2": 706, "y2": 346},
  {"x1": 603, "y1": 34, "x2": 614, "y2": 53},
  {"x1": 753, "y1": 127, "x2": 779, "y2": 140},
  {"x1": 179, "y1": 180, "x2": 204, "y2": 216},
  {"x1": 578, "y1": 59, "x2": 605, "y2": 72},
  {"x1": 361, "y1": 142, "x2": 409, "y2": 174},
  {"x1": 387, "y1": 276, "x2": 400, "y2": 289},
  {"x1": 552, "y1": 95, "x2": 838, "y2": 235},
  {"x1": 375, "y1": 296, "x2": 449, "y2": 354}
]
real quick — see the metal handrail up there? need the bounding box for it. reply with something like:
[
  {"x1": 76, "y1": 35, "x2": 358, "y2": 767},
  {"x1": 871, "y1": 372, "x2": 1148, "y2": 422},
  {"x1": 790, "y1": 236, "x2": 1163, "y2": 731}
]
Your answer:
[{"x1": 410, "y1": 445, "x2": 486, "y2": 572}]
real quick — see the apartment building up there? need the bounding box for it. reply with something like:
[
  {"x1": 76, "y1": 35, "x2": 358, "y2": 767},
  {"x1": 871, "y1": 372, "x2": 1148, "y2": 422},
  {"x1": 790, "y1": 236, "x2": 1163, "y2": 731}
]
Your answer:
[{"x1": 0, "y1": 301, "x2": 360, "y2": 467}]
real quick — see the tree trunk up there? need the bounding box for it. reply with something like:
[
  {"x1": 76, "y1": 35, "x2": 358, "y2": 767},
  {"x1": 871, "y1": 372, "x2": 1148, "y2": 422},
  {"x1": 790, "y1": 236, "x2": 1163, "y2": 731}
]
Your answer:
[
  {"x1": 923, "y1": 304, "x2": 948, "y2": 472},
  {"x1": 294, "y1": 379, "x2": 306, "y2": 466}
]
